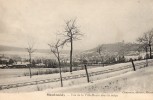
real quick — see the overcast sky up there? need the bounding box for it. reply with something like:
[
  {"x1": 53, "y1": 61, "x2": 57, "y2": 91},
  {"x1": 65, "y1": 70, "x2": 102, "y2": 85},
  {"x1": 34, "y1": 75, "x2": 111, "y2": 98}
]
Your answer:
[{"x1": 0, "y1": 0, "x2": 153, "y2": 50}]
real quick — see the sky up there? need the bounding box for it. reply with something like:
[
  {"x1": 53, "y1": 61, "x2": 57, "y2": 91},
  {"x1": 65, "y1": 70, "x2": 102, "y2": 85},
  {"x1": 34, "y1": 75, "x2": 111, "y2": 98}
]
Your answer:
[{"x1": 0, "y1": 0, "x2": 153, "y2": 50}]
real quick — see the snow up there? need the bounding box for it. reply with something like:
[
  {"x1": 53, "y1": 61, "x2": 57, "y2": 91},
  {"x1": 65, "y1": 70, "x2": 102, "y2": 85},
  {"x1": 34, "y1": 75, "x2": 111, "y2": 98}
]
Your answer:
[
  {"x1": 46, "y1": 63, "x2": 153, "y2": 93},
  {"x1": 0, "y1": 59, "x2": 153, "y2": 93}
]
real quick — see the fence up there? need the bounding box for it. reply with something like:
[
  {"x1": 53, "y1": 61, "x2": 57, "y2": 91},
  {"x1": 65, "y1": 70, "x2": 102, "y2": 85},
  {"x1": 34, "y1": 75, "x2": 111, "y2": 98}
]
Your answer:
[{"x1": 0, "y1": 60, "x2": 153, "y2": 91}]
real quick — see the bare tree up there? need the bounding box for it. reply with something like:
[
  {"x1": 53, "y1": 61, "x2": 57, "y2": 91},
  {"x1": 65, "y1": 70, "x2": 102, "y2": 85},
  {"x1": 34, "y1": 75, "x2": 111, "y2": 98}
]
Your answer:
[
  {"x1": 26, "y1": 42, "x2": 36, "y2": 78},
  {"x1": 137, "y1": 29, "x2": 153, "y2": 59},
  {"x1": 48, "y1": 39, "x2": 64, "y2": 87},
  {"x1": 96, "y1": 45, "x2": 105, "y2": 66},
  {"x1": 61, "y1": 19, "x2": 83, "y2": 72}
]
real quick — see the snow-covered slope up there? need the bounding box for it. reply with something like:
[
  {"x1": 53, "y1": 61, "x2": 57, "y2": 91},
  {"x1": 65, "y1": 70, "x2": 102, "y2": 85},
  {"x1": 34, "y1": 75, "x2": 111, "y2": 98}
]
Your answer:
[
  {"x1": 46, "y1": 63, "x2": 153, "y2": 93},
  {"x1": 1, "y1": 59, "x2": 153, "y2": 93}
]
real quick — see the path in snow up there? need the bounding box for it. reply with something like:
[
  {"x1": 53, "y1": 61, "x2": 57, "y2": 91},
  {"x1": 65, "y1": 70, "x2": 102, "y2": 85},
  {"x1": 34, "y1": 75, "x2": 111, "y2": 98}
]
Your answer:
[
  {"x1": 47, "y1": 63, "x2": 153, "y2": 93},
  {"x1": 0, "y1": 59, "x2": 153, "y2": 93}
]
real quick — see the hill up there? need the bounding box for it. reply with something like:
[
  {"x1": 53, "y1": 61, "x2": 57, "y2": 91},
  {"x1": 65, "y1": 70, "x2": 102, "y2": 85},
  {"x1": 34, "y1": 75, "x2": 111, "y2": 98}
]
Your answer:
[
  {"x1": 81, "y1": 42, "x2": 140, "y2": 56},
  {"x1": 0, "y1": 45, "x2": 82, "y2": 59}
]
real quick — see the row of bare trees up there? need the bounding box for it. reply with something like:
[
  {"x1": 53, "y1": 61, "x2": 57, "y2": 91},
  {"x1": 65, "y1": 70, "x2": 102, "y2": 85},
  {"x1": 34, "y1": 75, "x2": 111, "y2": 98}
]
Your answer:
[
  {"x1": 25, "y1": 19, "x2": 82, "y2": 86},
  {"x1": 25, "y1": 19, "x2": 153, "y2": 88},
  {"x1": 25, "y1": 19, "x2": 83, "y2": 80}
]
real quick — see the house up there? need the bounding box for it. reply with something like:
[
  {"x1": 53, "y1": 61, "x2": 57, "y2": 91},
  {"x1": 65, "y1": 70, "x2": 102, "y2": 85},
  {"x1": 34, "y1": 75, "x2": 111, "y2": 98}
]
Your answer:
[{"x1": 12, "y1": 62, "x2": 29, "y2": 68}]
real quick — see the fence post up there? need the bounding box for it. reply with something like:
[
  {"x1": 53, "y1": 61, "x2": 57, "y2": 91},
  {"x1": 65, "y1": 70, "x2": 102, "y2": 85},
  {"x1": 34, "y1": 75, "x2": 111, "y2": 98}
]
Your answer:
[
  {"x1": 146, "y1": 58, "x2": 148, "y2": 67},
  {"x1": 131, "y1": 59, "x2": 136, "y2": 71},
  {"x1": 84, "y1": 64, "x2": 90, "y2": 83}
]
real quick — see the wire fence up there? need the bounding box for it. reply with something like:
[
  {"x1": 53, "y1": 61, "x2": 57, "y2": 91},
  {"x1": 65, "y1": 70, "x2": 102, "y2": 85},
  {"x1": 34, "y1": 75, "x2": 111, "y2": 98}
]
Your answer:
[{"x1": 0, "y1": 60, "x2": 153, "y2": 90}]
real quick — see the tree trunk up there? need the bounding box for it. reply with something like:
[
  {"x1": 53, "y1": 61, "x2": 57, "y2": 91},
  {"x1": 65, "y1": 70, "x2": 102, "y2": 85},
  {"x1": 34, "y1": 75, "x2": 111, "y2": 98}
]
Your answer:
[
  {"x1": 131, "y1": 59, "x2": 136, "y2": 71},
  {"x1": 29, "y1": 66, "x2": 32, "y2": 78},
  {"x1": 70, "y1": 36, "x2": 73, "y2": 72},
  {"x1": 145, "y1": 47, "x2": 148, "y2": 67},
  {"x1": 150, "y1": 45, "x2": 152, "y2": 59},
  {"x1": 57, "y1": 47, "x2": 63, "y2": 87},
  {"x1": 29, "y1": 53, "x2": 32, "y2": 78},
  {"x1": 84, "y1": 65, "x2": 90, "y2": 83},
  {"x1": 101, "y1": 57, "x2": 104, "y2": 67},
  {"x1": 58, "y1": 59, "x2": 63, "y2": 87}
]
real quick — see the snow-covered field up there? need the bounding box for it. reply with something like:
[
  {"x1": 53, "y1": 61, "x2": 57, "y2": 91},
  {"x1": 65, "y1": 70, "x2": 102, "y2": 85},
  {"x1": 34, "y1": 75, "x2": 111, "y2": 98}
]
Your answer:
[
  {"x1": 0, "y1": 59, "x2": 153, "y2": 93},
  {"x1": 0, "y1": 67, "x2": 83, "y2": 79},
  {"x1": 0, "y1": 68, "x2": 53, "y2": 79},
  {"x1": 47, "y1": 63, "x2": 153, "y2": 93}
]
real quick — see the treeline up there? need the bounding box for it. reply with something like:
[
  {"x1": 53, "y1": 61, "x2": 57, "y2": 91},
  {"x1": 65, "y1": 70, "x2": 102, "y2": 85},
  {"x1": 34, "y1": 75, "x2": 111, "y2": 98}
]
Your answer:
[
  {"x1": 0, "y1": 59, "x2": 14, "y2": 65},
  {"x1": 0, "y1": 58, "x2": 81, "y2": 68}
]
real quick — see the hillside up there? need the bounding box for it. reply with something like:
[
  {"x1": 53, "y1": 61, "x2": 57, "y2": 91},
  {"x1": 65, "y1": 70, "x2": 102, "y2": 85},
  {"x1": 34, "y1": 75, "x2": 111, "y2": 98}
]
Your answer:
[
  {"x1": 0, "y1": 42, "x2": 141, "y2": 59},
  {"x1": 81, "y1": 42, "x2": 140, "y2": 56},
  {"x1": 89, "y1": 42, "x2": 139, "y2": 53}
]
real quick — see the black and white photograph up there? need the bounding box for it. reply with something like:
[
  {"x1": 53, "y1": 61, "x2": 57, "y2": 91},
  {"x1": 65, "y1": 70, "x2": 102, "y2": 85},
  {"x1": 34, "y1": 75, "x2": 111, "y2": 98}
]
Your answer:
[{"x1": 0, "y1": 0, "x2": 153, "y2": 99}]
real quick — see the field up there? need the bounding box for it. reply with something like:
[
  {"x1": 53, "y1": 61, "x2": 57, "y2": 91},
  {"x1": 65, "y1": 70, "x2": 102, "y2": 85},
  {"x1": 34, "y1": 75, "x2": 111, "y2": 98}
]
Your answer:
[
  {"x1": 0, "y1": 66, "x2": 85, "y2": 79},
  {"x1": 49, "y1": 64, "x2": 153, "y2": 93},
  {"x1": 0, "y1": 68, "x2": 54, "y2": 79},
  {"x1": 0, "y1": 59, "x2": 152, "y2": 93},
  {"x1": 0, "y1": 64, "x2": 117, "y2": 79}
]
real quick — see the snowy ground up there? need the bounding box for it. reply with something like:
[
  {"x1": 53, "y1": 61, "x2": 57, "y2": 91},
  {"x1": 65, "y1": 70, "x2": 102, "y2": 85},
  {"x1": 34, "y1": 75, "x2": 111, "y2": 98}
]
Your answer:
[
  {"x1": 46, "y1": 64, "x2": 153, "y2": 93},
  {"x1": 0, "y1": 59, "x2": 153, "y2": 93}
]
